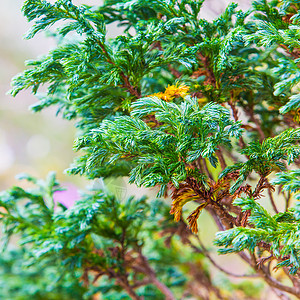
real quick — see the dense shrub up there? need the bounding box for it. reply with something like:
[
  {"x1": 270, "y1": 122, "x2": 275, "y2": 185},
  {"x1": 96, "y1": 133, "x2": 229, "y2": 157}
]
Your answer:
[{"x1": 3, "y1": 0, "x2": 300, "y2": 298}]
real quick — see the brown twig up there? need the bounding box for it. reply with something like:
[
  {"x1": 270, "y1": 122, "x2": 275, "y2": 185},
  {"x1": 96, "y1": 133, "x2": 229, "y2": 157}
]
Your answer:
[
  {"x1": 284, "y1": 191, "x2": 291, "y2": 212},
  {"x1": 210, "y1": 200, "x2": 236, "y2": 229},
  {"x1": 150, "y1": 275, "x2": 176, "y2": 300},
  {"x1": 206, "y1": 207, "x2": 225, "y2": 231},
  {"x1": 283, "y1": 267, "x2": 300, "y2": 290},
  {"x1": 132, "y1": 279, "x2": 153, "y2": 288},
  {"x1": 138, "y1": 251, "x2": 176, "y2": 300},
  {"x1": 195, "y1": 157, "x2": 204, "y2": 173},
  {"x1": 280, "y1": 43, "x2": 300, "y2": 59},
  {"x1": 252, "y1": 176, "x2": 268, "y2": 199},
  {"x1": 267, "y1": 181, "x2": 279, "y2": 214},
  {"x1": 228, "y1": 100, "x2": 246, "y2": 149},
  {"x1": 250, "y1": 252, "x2": 300, "y2": 298},
  {"x1": 168, "y1": 65, "x2": 182, "y2": 78},
  {"x1": 118, "y1": 278, "x2": 142, "y2": 300},
  {"x1": 185, "y1": 177, "x2": 236, "y2": 229},
  {"x1": 192, "y1": 236, "x2": 258, "y2": 278},
  {"x1": 245, "y1": 106, "x2": 265, "y2": 142},
  {"x1": 97, "y1": 41, "x2": 141, "y2": 98},
  {"x1": 216, "y1": 149, "x2": 227, "y2": 170},
  {"x1": 198, "y1": 53, "x2": 216, "y2": 87},
  {"x1": 270, "y1": 287, "x2": 292, "y2": 300},
  {"x1": 150, "y1": 41, "x2": 182, "y2": 78},
  {"x1": 202, "y1": 158, "x2": 214, "y2": 181}
]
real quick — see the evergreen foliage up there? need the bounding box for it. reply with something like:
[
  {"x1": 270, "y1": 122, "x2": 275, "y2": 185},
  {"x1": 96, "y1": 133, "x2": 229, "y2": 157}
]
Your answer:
[{"x1": 4, "y1": 0, "x2": 300, "y2": 298}]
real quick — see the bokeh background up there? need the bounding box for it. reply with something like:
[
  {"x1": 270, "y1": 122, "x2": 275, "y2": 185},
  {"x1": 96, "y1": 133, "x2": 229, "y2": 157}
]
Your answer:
[{"x1": 0, "y1": 0, "x2": 78, "y2": 191}]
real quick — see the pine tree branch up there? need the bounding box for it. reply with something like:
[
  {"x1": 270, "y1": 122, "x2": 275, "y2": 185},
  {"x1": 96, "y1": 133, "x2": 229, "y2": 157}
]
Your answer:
[
  {"x1": 202, "y1": 158, "x2": 214, "y2": 181},
  {"x1": 267, "y1": 180, "x2": 279, "y2": 214},
  {"x1": 284, "y1": 191, "x2": 291, "y2": 212},
  {"x1": 216, "y1": 149, "x2": 227, "y2": 170},
  {"x1": 137, "y1": 251, "x2": 176, "y2": 300},
  {"x1": 228, "y1": 100, "x2": 246, "y2": 149},
  {"x1": 245, "y1": 106, "x2": 265, "y2": 142},
  {"x1": 150, "y1": 41, "x2": 182, "y2": 78},
  {"x1": 96, "y1": 41, "x2": 141, "y2": 98},
  {"x1": 250, "y1": 252, "x2": 300, "y2": 298},
  {"x1": 192, "y1": 236, "x2": 258, "y2": 278}
]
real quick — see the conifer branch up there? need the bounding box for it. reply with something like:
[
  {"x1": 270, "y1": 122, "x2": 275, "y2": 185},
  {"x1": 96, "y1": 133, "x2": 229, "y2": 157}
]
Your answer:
[
  {"x1": 193, "y1": 236, "x2": 258, "y2": 279},
  {"x1": 267, "y1": 179, "x2": 279, "y2": 214},
  {"x1": 245, "y1": 106, "x2": 265, "y2": 142},
  {"x1": 228, "y1": 100, "x2": 246, "y2": 149},
  {"x1": 250, "y1": 252, "x2": 300, "y2": 298},
  {"x1": 96, "y1": 41, "x2": 141, "y2": 98},
  {"x1": 5, "y1": 1, "x2": 300, "y2": 298}
]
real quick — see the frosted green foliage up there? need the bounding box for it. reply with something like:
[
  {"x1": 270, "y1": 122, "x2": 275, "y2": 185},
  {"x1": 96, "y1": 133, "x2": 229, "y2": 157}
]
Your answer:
[
  {"x1": 215, "y1": 197, "x2": 300, "y2": 275},
  {"x1": 5, "y1": 0, "x2": 300, "y2": 298},
  {"x1": 220, "y1": 128, "x2": 300, "y2": 192},
  {"x1": 272, "y1": 170, "x2": 300, "y2": 219},
  {"x1": 0, "y1": 173, "x2": 188, "y2": 299},
  {"x1": 0, "y1": 249, "x2": 86, "y2": 300},
  {"x1": 250, "y1": 1, "x2": 300, "y2": 115},
  {"x1": 74, "y1": 97, "x2": 242, "y2": 195}
]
